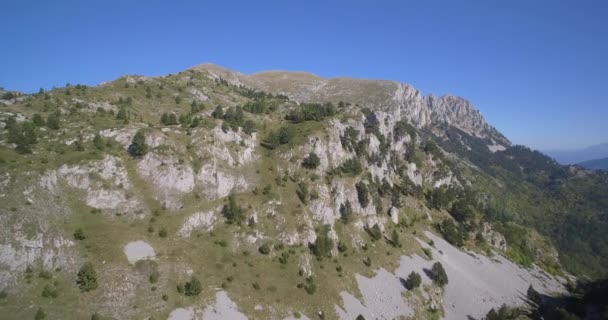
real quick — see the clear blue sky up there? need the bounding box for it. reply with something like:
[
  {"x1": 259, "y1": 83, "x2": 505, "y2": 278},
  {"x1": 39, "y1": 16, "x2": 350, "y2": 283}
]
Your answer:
[{"x1": 1, "y1": 1, "x2": 607, "y2": 150}]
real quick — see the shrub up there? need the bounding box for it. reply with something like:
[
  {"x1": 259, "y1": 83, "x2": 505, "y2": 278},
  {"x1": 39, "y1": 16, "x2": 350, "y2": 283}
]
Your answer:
[
  {"x1": 32, "y1": 113, "x2": 45, "y2": 126},
  {"x1": 356, "y1": 182, "x2": 369, "y2": 208},
  {"x1": 302, "y1": 152, "x2": 321, "y2": 169},
  {"x1": 366, "y1": 223, "x2": 382, "y2": 241},
  {"x1": 258, "y1": 243, "x2": 271, "y2": 255},
  {"x1": 38, "y1": 270, "x2": 52, "y2": 279},
  {"x1": 339, "y1": 201, "x2": 353, "y2": 224},
  {"x1": 431, "y1": 262, "x2": 448, "y2": 287},
  {"x1": 303, "y1": 277, "x2": 316, "y2": 294},
  {"x1": 46, "y1": 114, "x2": 60, "y2": 130},
  {"x1": 222, "y1": 193, "x2": 244, "y2": 224},
  {"x1": 160, "y1": 113, "x2": 178, "y2": 125},
  {"x1": 312, "y1": 225, "x2": 333, "y2": 257},
  {"x1": 73, "y1": 228, "x2": 86, "y2": 240},
  {"x1": 128, "y1": 130, "x2": 147, "y2": 157},
  {"x1": 285, "y1": 102, "x2": 336, "y2": 123},
  {"x1": 34, "y1": 308, "x2": 46, "y2": 320},
  {"x1": 390, "y1": 229, "x2": 401, "y2": 247},
  {"x1": 41, "y1": 284, "x2": 58, "y2": 298},
  {"x1": 93, "y1": 134, "x2": 105, "y2": 150},
  {"x1": 339, "y1": 158, "x2": 362, "y2": 175},
  {"x1": 262, "y1": 126, "x2": 294, "y2": 149},
  {"x1": 184, "y1": 276, "x2": 202, "y2": 296},
  {"x1": 149, "y1": 271, "x2": 160, "y2": 284},
  {"x1": 439, "y1": 219, "x2": 465, "y2": 247},
  {"x1": 76, "y1": 262, "x2": 98, "y2": 292},
  {"x1": 158, "y1": 227, "x2": 168, "y2": 238},
  {"x1": 9, "y1": 121, "x2": 37, "y2": 154},
  {"x1": 405, "y1": 271, "x2": 421, "y2": 290},
  {"x1": 296, "y1": 182, "x2": 309, "y2": 204},
  {"x1": 116, "y1": 106, "x2": 128, "y2": 122}
]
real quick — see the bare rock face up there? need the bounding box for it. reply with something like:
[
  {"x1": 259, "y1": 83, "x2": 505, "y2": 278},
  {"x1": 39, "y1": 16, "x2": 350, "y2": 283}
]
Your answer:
[
  {"x1": 178, "y1": 210, "x2": 217, "y2": 237},
  {"x1": 40, "y1": 155, "x2": 140, "y2": 212},
  {"x1": 481, "y1": 222, "x2": 507, "y2": 252},
  {"x1": 137, "y1": 152, "x2": 195, "y2": 209},
  {"x1": 388, "y1": 206, "x2": 399, "y2": 224}
]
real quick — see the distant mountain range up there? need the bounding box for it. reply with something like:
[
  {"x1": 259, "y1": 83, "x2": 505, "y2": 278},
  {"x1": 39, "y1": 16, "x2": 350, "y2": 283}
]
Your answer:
[
  {"x1": 544, "y1": 142, "x2": 608, "y2": 165},
  {"x1": 578, "y1": 157, "x2": 608, "y2": 171}
]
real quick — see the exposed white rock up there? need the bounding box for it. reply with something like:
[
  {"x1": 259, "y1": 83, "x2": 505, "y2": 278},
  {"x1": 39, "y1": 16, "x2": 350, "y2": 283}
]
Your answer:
[
  {"x1": 179, "y1": 210, "x2": 217, "y2": 237},
  {"x1": 0, "y1": 234, "x2": 76, "y2": 289},
  {"x1": 335, "y1": 231, "x2": 565, "y2": 320},
  {"x1": 481, "y1": 222, "x2": 507, "y2": 252},
  {"x1": 388, "y1": 207, "x2": 399, "y2": 224},
  {"x1": 488, "y1": 142, "x2": 507, "y2": 153},
  {"x1": 196, "y1": 164, "x2": 249, "y2": 199},
  {"x1": 137, "y1": 152, "x2": 195, "y2": 208},
  {"x1": 308, "y1": 184, "x2": 336, "y2": 225},
  {"x1": 168, "y1": 308, "x2": 194, "y2": 320},
  {"x1": 123, "y1": 241, "x2": 155, "y2": 264},
  {"x1": 39, "y1": 155, "x2": 139, "y2": 211},
  {"x1": 200, "y1": 291, "x2": 248, "y2": 320}
]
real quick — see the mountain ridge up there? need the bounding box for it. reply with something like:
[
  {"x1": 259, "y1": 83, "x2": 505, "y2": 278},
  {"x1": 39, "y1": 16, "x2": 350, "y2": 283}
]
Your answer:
[{"x1": 0, "y1": 63, "x2": 605, "y2": 319}]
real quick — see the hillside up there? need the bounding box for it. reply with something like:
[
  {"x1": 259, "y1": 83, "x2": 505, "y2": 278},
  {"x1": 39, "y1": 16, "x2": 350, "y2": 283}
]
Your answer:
[
  {"x1": 578, "y1": 157, "x2": 608, "y2": 171},
  {"x1": 545, "y1": 142, "x2": 608, "y2": 164},
  {"x1": 0, "y1": 64, "x2": 606, "y2": 319}
]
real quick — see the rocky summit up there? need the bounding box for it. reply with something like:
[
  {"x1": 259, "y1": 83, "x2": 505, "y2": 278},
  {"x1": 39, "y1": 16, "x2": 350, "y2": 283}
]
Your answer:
[{"x1": 0, "y1": 64, "x2": 606, "y2": 319}]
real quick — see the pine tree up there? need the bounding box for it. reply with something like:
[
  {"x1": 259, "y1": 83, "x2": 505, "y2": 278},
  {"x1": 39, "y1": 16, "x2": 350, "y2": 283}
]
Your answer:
[
  {"x1": 46, "y1": 113, "x2": 60, "y2": 130},
  {"x1": 405, "y1": 271, "x2": 421, "y2": 290},
  {"x1": 93, "y1": 133, "x2": 104, "y2": 150},
  {"x1": 431, "y1": 262, "x2": 448, "y2": 287},
  {"x1": 128, "y1": 130, "x2": 147, "y2": 157},
  {"x1": 76, "y1": 262, "x2": 98, "y2": 292}
]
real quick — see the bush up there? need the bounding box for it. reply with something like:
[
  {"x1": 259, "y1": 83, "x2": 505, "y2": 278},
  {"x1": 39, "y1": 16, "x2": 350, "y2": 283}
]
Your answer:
[
  {"x1": 296, "y1": 182, "x2": 309, "y2": 204},
  {"x1": 222, "y1": 193, "x2": 244, "y2": 224},
  {"x1": 366, "y1": 223, "x2": 382, "y2": 241},
  {"x1": 312, "y1": 225, "x2": 333, "y2": 257},
  {"x1": 93, "y1": 134, "x2": 105, "y2": 150},
  {"x1": 46, "y1": 114, "x2": 60, "y2": 130},
  {"x1": 303, "y1": 277, "x2": 316, "y2": 294},
  {"x1": 76, "y1": 262, "x2": 98, "y2": 292},
  {"x1": 356, "y1": 182, "x2": 370, "y2": 208},
  {"x1": 285, "y1": 102, "x2": 336, "y2": 123},
  {"x1": 41, "y1": 284, "x2": 58, "y2": 298},
  {"x1": 339, "y1": 158, "x2": 362, "y2": 175},
  {"x1": 258, "y1": 243, "x2": 271, "y2": 255},
  {"x1": 158, "y1": 227, "x2": 168, "y2": 238},
  {"x1": 184, "y1": 276, "x2": 202, "y2": 296},
  {"x1": 302, "y1": 152, "x2": 321, "y2": 169},
  {"x1": 439, "y1": 219, "x2": 465, "y2": 247},
  {"x1": 34, "y1": 308, "x2": 46, "y2": 320},
  {"x1": 149, "y1": 271, "x2": 160, "y2": 284},
  {"x1": 73, "y1": 228, "x2": 86, "y2": 240},
  {"x1": 390, "y1": 229, "x2": 401, "y2": 247},
  {"x1": 160, "y1": 113, "x2": 178, "y2": 125},
  {"x1": 128, "y1": 130, "x2": 147, "y2": 157},
  {"x1": 339, "y1": 201, "x2": 353, "y2": 224},
  {"x1": 8, "y1": 121, "x2": 37, "y2": 154},
  {"x1": 405, "y1": 271, "x2": 421, "y2": 290},
  {"x1": 431, "y1": 262, "x2": 448, "y2": 287},
  {"x1": 32, "y1": 113, "x2": 45, "y2": 126}
]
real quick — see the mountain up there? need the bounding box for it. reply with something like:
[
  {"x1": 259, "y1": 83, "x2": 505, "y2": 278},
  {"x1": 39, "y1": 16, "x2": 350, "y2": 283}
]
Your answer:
[
  {"x1": 0, "y1": 64, "x2": 606, "y2": 319},
  {"x1": 545, "y1": 142, "x2": 608, "y2": 164},
  {"x1": 578, "y1": 157, "x2": 608, "y2": 171}
]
